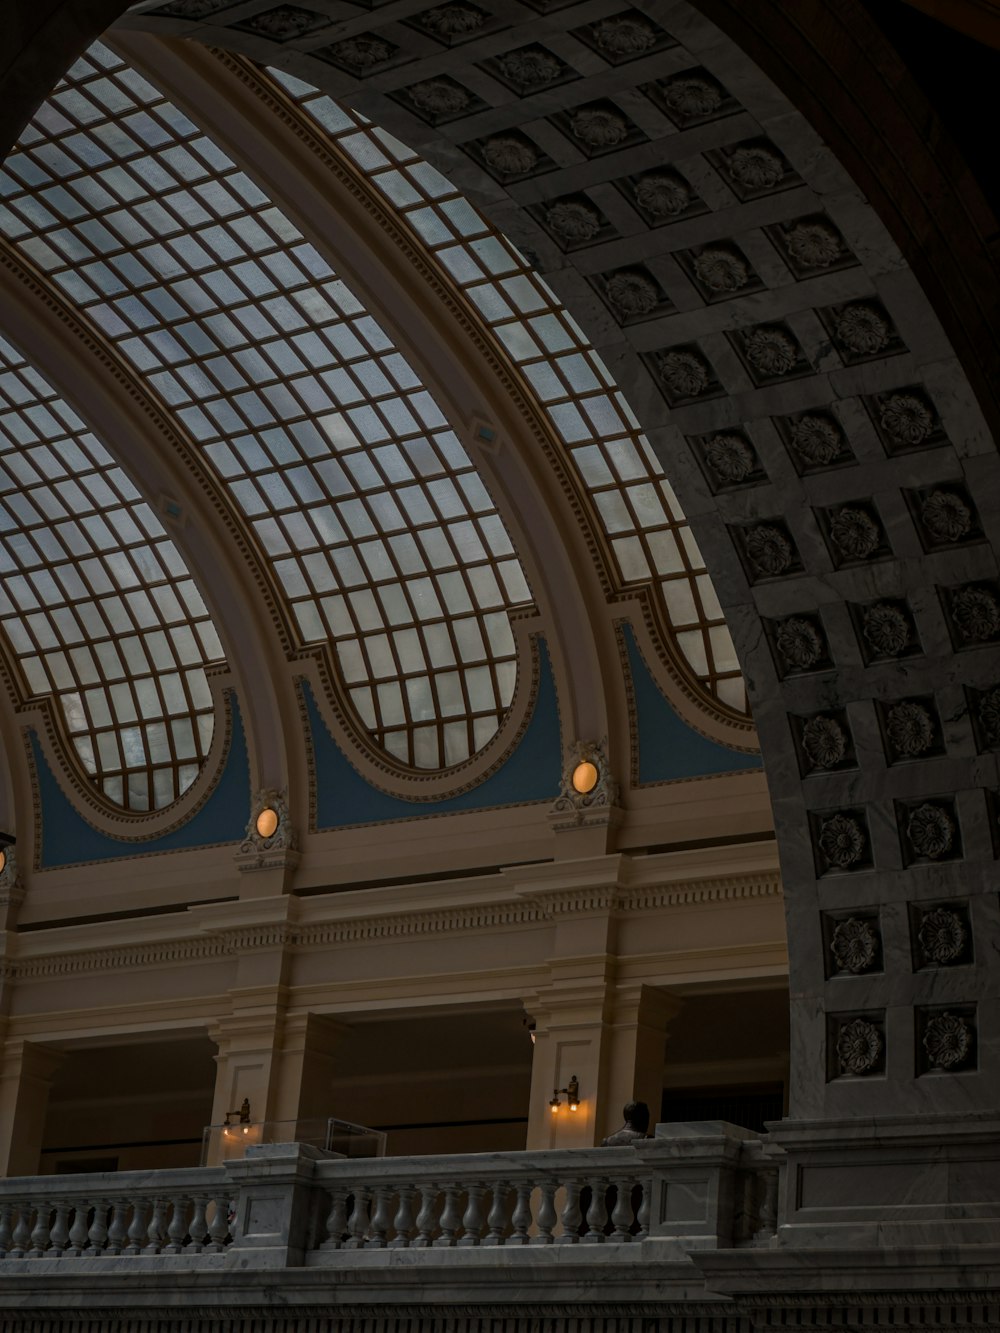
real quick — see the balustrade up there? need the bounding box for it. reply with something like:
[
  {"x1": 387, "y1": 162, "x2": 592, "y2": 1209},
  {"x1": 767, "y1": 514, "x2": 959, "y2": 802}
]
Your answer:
[
  {"x1": 0, "y1": 1130, "x2": 778, "y2": 1266},
  {"x1": 314, "y1": 1160, "x2": 649, "y2": 1250},
  {"x1": 0, "y1": 1171, "x2": 232, "y2": 1261}
]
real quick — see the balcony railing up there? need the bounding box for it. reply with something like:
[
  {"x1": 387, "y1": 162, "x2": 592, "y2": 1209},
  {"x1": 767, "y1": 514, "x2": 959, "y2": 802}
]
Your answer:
[{"x1": 0, "y1": 1123, "x2": 778, "y2": 1270}]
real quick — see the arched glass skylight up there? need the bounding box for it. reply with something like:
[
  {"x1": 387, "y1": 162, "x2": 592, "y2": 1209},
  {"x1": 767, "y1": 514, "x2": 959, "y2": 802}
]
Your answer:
[
  {"x1": 0, "y1": 42, "x2": 533, "y2": 770},
  {"x1": 0, "y1": 334, "x2": 221, "y2": 810},
  {"x1": 269, "y1": 72, "x2": 746, "y2": 717}
]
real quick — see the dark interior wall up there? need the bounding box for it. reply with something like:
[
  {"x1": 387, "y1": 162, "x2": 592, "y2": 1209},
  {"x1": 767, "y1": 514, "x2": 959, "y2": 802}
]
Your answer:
[{"x1": 39, "y1": 1035, "x2": 217, "y2": 1174}]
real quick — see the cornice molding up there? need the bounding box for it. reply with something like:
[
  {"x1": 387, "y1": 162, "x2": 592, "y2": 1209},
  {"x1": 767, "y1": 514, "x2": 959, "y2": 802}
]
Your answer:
[{"x1": 7, "y1": 871, "x2": 780, "y2": 979}]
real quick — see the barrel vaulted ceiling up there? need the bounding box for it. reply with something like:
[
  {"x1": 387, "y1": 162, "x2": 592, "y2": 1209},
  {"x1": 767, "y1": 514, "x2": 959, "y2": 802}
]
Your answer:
[{"x1": 0, "y1": 22, "x2": 752, "y2": 819}]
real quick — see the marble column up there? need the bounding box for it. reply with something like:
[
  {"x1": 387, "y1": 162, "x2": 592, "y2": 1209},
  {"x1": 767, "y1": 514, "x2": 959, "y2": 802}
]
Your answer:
[{"x1": 0, "y1": 1039, "x2": 64, "y2": 1175}]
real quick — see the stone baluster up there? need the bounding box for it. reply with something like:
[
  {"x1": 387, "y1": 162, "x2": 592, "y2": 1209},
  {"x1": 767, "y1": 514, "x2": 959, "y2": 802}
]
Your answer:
[
  {"x1": 28, "y1": 1202, "x2": 52, "y2": 1257},
  {"x1": 164, "y1": 1195, "x2": 189, "y2": 1253},
  {"x1": 412, "y1": 1185, "x2": 438, "y2": 1248},
  {"x1": 48, "y1": 1202, "x2": 71, "y2": 1257},
  {"x1": 532, "y1": 1180, "x2": 557, "y2": 1245},
  {"x1": 635, "y1": 1179, "x2": 651, "y2": 1241},
  {"x1": 458, "y1": 1184, "x2": 484, "y2": 1246},
  {"x1": 145, "y1": 1197, "x2": 169, "y2": 1253},
  {"x1": 510, "y1": 1182, "x2": 532, "y2": 1245},
  {"x1": 0, "y1": 1202, "x2": 14, "y2": 1257},
  {"x1": 185, "y1": 1196, "x2": 208, "y2": 1252},
  {"x1": 205, "y1": 1193, "x2": 231, "y2": 1251},
  {"x1": 65, "y1": 1202, "x2": 90, "y2": 1257},
  {"x1": 9, "y1": 1205, "x2": 32, "y2": 1258},
  {"x1": 483, "y1": 1183, "x2": 509, "y2": 1246},
  {"x1": 434, "y1": 1185, "x2": 462, "y2": 1247},
  {"x1": 125, "y1": 1199, "x2": 149, "y2": 1256},
  {"x1": 583, "y1": 1179, "x2": 607, "y2": 1242},
  {"x1": 345, "y1": 1189, "x2": 371, "y2": 1249},
  {"x1": 367, "y1": 1185, "x2": 394, "y2": 1248},
  {"x1": 85, "y1": 1199, "x2": 109, "y2": 1255},
  {"x1": 559, "y1": 1178, "x2": 583, "y2": 1244},
  {"x1": 754, "y1": 1170, "x2": 778, "y2": 1244},
  {"x1": 389, "y1": 1186, "x2": 415, "y2": 1248},
  {"x1": 319, "y1": 1188, "x2": 348, "y2": 1250},
  {"x1": 106, "y1": 1200, "x2": 130, "y2": 1255},
  {"x1": 610, "y1": 1177, "x2": 633, "y2": 1242}
]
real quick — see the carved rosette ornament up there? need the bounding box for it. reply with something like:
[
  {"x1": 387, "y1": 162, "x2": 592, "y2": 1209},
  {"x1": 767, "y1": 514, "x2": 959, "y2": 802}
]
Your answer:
[
  {"x1": 633, "y1": 172, "x2": 690, "y2": 219},
  {"x1": 920, "y1": 490, "x2": 972, "y2": 542},
  {"x1": 862, "y1": 603, "x2": 911, "y2": 657},
  {"x1": 743, "y1": 326, "x2": 799, "y2": 378},
  {"x1": 818, "y1": 813, "x2": 866, "y2": 870},
  {"x1": 922, "y1": 1012, "x2": 973, "y2": 1070},
  {"x1": 775, "y1": 617, "x2": 824, "y2": 671},
  {"x1": 418, "y1": 2, "x2": 487, "y2": 36},
  {"x1": 545, "y1": 199, "x2": 602, "y2": 243},
  {"x1": 603, "y1": 269, "x2": 659, "y2": 317},
  {"x1": 879, "y1": 392, "x2": 934, "y2": 447},
  {"x1": 592, "y1": 15, "x2": 656, "y2": 55},
  {"x1": 801, "y1": 715, "x2": 848, "y2": 770},
  {"x1": 837, "y1": 1018, "x2": 883, "y2": 1075},
  {"x1": 788, "y1": 414, "x2": 844, "y2": 466},
  {"x1": 950, "y1": 585, "x2": 1000, "y2": 643},
  {"x1": 236, "y1": 789, "x2": 299, "y2": 873},
  {"x1": 704, "y1": 433, "x2": 755, "y2": 484},
  {"x1": 885, "y1": 701, "x2": 934, "y2": 757},
  {"x1": 828, "y1": 507, "x2": 881, "y2": 560},
  {"x1": 325, "y1": 35, "x2": 394, "y2": 72},
  {"x1": 481, "y1": 136, "x2": 538, "y2": 176},
  {"x1": 728, "y1": 145, "x2": 784, "y2": 191},
  {"x1": 549, "y1": 739, "x2": 621, "y2": 832},
  {"x1": 693, "y1": 248, "x2": 749, "y2": 293},
  {"x1": 918, "y1": 908, "x2": 967, "y2": 965},
  {"x1": 407, "y1": 78, "x2": 471, "y2": 117},
  {"x1": 743, "y1": 524, "x2": 794, "y2": 577},
  {"x1": 157, "y1": 0, "x2": 231, "y2": 16},
  {"x1": 785, "y1": 221, "x2": 842, "y2": 269},
  {"x1": 906, "y1": 803, "x2": 955, "y2": 860},
  {"x1": 569, "y1": 107, "x2": 630, "y2": 148},
  {"x1": 497, "y1": 48, "x2": 562, "y2": 89},
  {"x1": 834, "y1": 303, "x2": 892, "y2": 357},
  {"x1": 662, "y1": 75, "x2": 723, "y2": 120},
  {"x1": 830, "y1": 918, "x2": 878, "y2": 974},
  {"x1": 246, "y1": 6, "x2": 326, "y2": 39},
  {"x1": 654, "y1": 348, "x2": 710, "y2": 398}
]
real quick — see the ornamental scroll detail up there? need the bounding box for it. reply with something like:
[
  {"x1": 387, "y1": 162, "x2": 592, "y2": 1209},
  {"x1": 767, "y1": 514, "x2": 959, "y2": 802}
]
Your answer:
[
  {"x1": 549, "y1": 738, "x2": 621, "y2": 832},
  {"x1": 235, "y1": 787, "x2": 299, "y2": 873}
]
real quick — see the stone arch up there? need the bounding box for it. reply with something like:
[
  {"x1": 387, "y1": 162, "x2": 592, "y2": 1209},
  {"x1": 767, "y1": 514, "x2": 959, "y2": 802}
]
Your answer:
[{"x1": 3, "y1": 0, "x2": 999, "y2": 1137}]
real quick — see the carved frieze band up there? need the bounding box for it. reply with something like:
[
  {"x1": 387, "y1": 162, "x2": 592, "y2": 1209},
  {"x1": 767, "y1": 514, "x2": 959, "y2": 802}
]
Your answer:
[{"x1": 5, "y1": 872, "x2": 781, "y2": 979}]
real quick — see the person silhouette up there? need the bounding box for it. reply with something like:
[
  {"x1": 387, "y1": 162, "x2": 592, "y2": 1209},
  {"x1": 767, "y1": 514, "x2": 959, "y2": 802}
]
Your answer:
[{"x1": 601, "y1": 1099, "x2": 651, "y2": 1146}]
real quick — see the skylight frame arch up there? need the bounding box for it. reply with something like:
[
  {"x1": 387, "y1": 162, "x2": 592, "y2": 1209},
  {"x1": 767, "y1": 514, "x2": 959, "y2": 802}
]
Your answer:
[
  {"x1": 257, "y1": 66, "x2": 750, "y2": 724},
  {"x1": 0, "y1": 328, "x2": 226, "y2": 814},
  {"x1": 0, "y1": 39, "x2": 543, "y2": 778}
]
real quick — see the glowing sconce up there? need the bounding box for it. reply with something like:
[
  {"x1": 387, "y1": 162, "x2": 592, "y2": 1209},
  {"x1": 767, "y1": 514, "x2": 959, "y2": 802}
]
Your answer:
[
  {"x1": 222, "y1": 1097, "x2": 252, "y2": 1138},
  {"x1": 549, "y1": 1075, "x2": 581, "y2": 1113}
]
